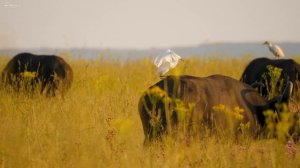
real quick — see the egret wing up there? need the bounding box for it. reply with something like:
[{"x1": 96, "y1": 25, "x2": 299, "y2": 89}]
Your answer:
[
  {"x1": 154, "y1": 49, "x2": 182, "y2": 76},
  {"x1": 273, "y1": 45, "x2": 285, "y2": 57},
  {"x1": 154, "y1": 51, "x2": 173, "y2": 67},
  {"x1": 157, "y1": 62, "x2": 171, "y2": 76},
  {"x1": 154, "y1": 56, "x2": 162, "y2": 67}
]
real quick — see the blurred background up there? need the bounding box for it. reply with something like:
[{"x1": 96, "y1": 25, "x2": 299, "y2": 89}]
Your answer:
[{"x1": 1, "y1": 0, "x2": 300, "y2": 59}]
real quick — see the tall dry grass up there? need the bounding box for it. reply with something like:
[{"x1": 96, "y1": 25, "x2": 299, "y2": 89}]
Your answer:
[{"x1": 0, "y1": 55, "x2": 299, "y2": 167}]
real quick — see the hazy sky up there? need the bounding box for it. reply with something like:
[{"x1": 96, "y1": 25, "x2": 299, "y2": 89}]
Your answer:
[{"x1": 0, "y1": 0, "x2": 300, "y2": 49}]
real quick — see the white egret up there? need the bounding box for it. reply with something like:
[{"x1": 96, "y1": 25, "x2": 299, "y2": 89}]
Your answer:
[
  {"x1": 263, "y1": 40, "x2": 285, "y2": 59},
  {"x1": 154, "y1": 49, "x2": 183, "y2": 77}
]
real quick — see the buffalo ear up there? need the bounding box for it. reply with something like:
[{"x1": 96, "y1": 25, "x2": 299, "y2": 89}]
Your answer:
[{"x1": 250, "y1": 81, "x2": 265, "y2": 88}]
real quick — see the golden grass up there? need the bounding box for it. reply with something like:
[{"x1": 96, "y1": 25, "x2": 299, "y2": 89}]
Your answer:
[{"x1": 0, "y1": 55, "x2": 299, "y2": 167}]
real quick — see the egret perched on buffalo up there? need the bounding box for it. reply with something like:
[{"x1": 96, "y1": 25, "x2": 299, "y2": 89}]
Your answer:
[
  {"x1": 154, "y1": 49, "x2": 183, "y2": 77},
  {"x1": 263, "y1": 40, "x2": 285, "y2": 59}
]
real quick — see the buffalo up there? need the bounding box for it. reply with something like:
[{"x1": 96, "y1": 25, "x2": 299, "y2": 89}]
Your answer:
[
  {"x1": 1, "y1": 53, "x2": 73, "y2": 96},
  {"x1": 139, "y1": 75, "x2": 297, "y2": 142},
  {"x1": 241, "y1": 57, "x2": 300, "y2": 97}
]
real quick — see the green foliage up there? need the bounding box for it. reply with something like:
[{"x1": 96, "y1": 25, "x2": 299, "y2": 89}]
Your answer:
[
  {"x1": 264, "y1": 104, "x2": 296, "y2": 142},
  {"x1": 212, "y1": 104, "x2": 250, "y2": 137},
  {"x1": 143, "y1": 85, "x2": 196, "y2": 139},
  {"x1": 262, "y1": 65, "x2": 283, "y2": 99}
]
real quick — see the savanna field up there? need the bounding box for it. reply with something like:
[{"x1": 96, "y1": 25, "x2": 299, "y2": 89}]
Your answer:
[{"x1": 0, "y1": 54, "x2": 300, "y2": 168}]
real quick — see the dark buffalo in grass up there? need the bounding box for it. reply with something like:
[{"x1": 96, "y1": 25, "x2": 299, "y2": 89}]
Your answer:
[
  {"x1": 139, "y1": 75, "x2": 297, "y2": 143},
  {"x1": 1, "y1": 53, "x2": 73, "y2": 96},
  {"x1": 240, "y1": 57, "x2": 300, "y2": 97}
]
